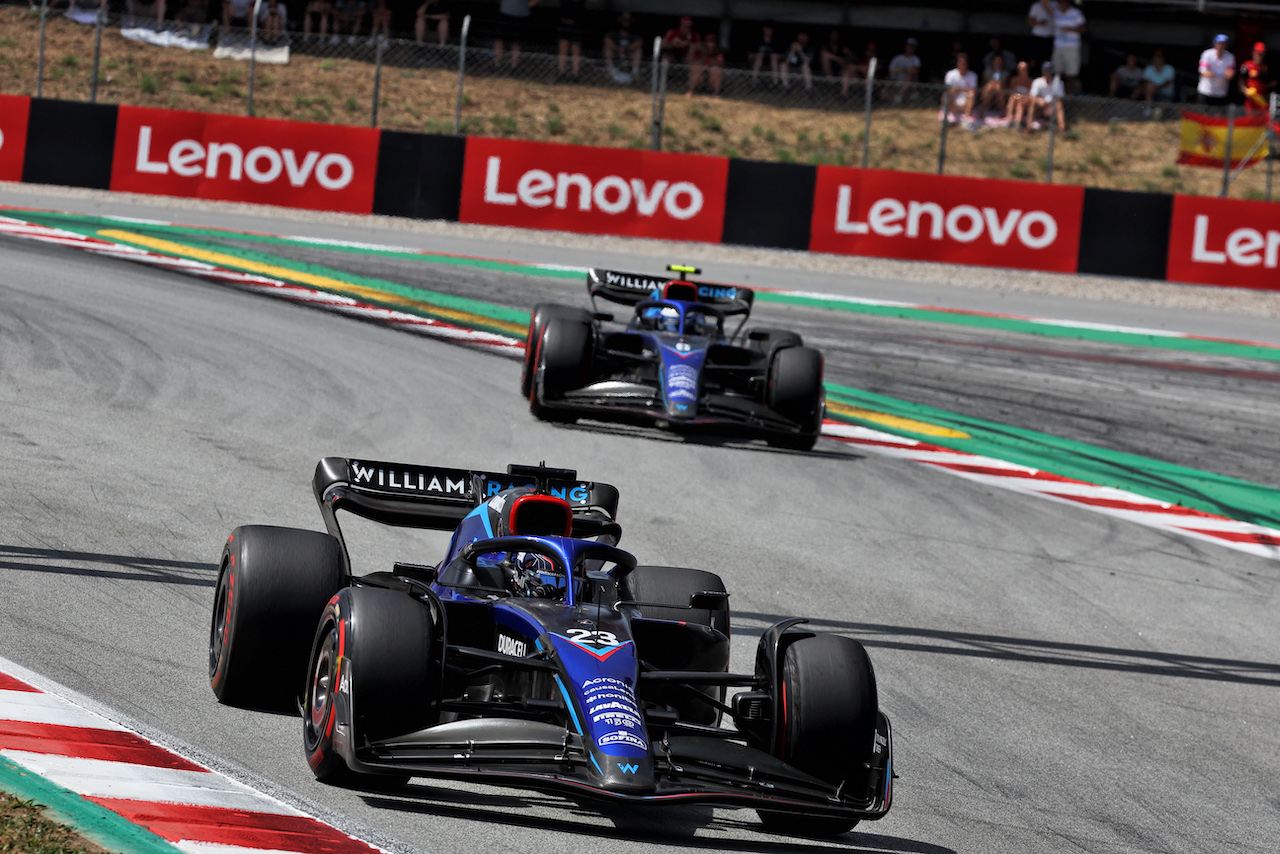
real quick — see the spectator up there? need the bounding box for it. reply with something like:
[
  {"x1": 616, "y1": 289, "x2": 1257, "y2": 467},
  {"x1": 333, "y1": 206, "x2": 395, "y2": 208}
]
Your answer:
[
  {"x1": 302, "y1": 0, "x2": 331, "y2": 40},
  {"x1": 1051, "y1": 0, "x2": 1086, "y2": 93},
  {"x1": 415, "y1": 0, "x2": 449, "y2": 46},
  {"x1": 1110, "y1": 53, "x2": 1144, "y2": 99},
  {"x1": 983, "y1": 37, "x2": 1016, "y2": 77},
  {"x1": 604, "y1": 12, "x2": 642, "y2": 82},
  {"x1": 1197, "y1": 33, "x2": 1236, "y2": 107},
  {"x1": 222, "y1": 0, "x2": 250, "y2": 29},
  {"x1": 980, "y1": 54, "x2": 1009, "y2": 118},
  {"x1": 782, "y1": 31, "x2": 814, "y2": 91},
  {"x1": 1240, "y1": 42, "x2": 1271, "y2": 112},
  {"x1": 126, "y1": 0, "x2": 167, "y2": 25},
  {"x1": 557, "y1": 0, "x2": 586, "y2": 78},
  {"x1": 887, "y1": 36, "x2": 921, "y2": 100},
  {"x1": 1142, "y1": 49, "x2": 1175, "y2": 102},
  {"x1": 1005, "y1": 59, "x2": 1034, "y2": 125},
  {"x1": 1028, "y1": 60, "x2": 1066, "y2": 131},
  {"x1": 750, "y1": 21, "x2": 780, "y2": 86},
  {"x1": 841, "y1": 41, "x2": 878, "y2": 96},
  {"x1": 945, "y1": 52, "x2": 979, "y2": 127},
  {"x1": 173, "y1": 0, "x2": 207, "y2": 24},
  {"x1": 1027, "y1": 0, "x2": 1054, "y2": 59},
  {"x1": 333, "y1": 0, "x2": 366, "y2": 45},
  {"x1": 819, "y1": 29, "x2": 852, "y2": 79},
  {"x1": 661, "y1": 15, "x2": 700, "y2": 64},
  {"x1": 493, "y1": 0, "x2": 540, "y2": 70},
  {"x1": 688, "y1": 32, "x2": 724, "y2": 98},
  {"x1": 259, "y1": 0, "x2": 286, "y2": 41},
  {"x1": 368, "y1": 0, "x2": 389, "y2": 45}
]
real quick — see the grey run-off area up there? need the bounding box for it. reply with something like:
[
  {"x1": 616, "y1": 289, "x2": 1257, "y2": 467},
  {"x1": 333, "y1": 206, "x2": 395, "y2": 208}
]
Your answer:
[{"x1": 0, "y1": 184, "x2": 1278, "y2": 854}]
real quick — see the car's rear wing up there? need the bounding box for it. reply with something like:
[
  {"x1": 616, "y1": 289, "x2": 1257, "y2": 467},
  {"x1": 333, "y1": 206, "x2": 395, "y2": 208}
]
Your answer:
[
  {"x1": 312, "y1": 457, "x2": 620, "y2": 538},
  {"x1": 587, "y1": 268, "x2": 754, "y2": 317}
]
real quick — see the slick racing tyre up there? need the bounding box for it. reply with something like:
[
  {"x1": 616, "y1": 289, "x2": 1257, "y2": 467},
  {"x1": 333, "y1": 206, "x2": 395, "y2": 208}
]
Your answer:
[
  {"x1": 758, "y1": 634, "x2": 878, "y2": 837},
  {"x1": 209, "y1": 526, "x2": 344, "y2": 711},
  {"x1": 529, "y1": 316, "x2": 594, "y2": 422},
  {"x1": 304, "y1": 586, "x2": 436, "y2": 787},
  {"x1": 522, "y1": 304, "x2": 592, "y2": 398},
  {"x1": 765, "y1": 345, "x2": 824, "y2": 451},
  {"x1": 746, "y1": 327, "x2": 803, "y2": 358}
]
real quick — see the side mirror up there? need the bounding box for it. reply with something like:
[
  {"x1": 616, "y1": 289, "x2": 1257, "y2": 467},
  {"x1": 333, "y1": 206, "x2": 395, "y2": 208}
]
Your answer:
[
  {"x1": 689, "y1": 590, "x2": 730, "y2": 609},
  {"x1": 747, "y1": 329, "x2": 770, "y2": 341}
]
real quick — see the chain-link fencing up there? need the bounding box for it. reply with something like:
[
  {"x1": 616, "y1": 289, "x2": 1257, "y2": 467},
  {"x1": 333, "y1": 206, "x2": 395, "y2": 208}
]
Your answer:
[{"x1": 3, "y1": 0, "x2": 1277, "y2": 200}]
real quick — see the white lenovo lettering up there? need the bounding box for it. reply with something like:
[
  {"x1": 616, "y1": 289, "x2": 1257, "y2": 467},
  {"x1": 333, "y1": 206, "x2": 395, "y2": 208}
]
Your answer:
[
  {"x1": 834, "y1": 186, "x2": 1058, "y2": 249},
  {"x1": 481, "y1": 156, "x2": 703, "y2": 219},
  {"x1": 132, "y1": 125, "x2": 352, "y2": 189},
  {"x1": 1191, "y1": 214, "x2": 1280, "y2": 268}
]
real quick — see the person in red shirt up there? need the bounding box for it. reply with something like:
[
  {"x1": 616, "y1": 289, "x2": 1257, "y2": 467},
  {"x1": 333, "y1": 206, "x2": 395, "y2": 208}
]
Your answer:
[
  {"x1": 1240, "y1": 42, "x2": 1272, "y2": 112},
  {"x1": 687, "y1": 31, "x2": 725, "y2": 98},
  {"x1": 662, "y1": 15, "x2": 702, "y2": 65}
]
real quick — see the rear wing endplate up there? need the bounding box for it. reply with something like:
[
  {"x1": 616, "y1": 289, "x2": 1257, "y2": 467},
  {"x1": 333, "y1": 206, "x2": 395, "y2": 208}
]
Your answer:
[{"x1": 587, "y1": 268, "x2": 754, "y2": 316}]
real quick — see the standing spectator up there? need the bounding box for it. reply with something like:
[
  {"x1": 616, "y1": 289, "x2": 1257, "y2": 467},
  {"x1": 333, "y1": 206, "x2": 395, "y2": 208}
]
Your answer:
[
  {"x1": 604, "y1": 12, "x2": 641, "y2": 82},
  {"x1": 302, "y1": 0, "x2": 331, "y2": 40},
  {"x1": 1240, "y1": 42, "x2": 1271, "y2": 112},
  {"x1": 980, "y1": 54, "x2": 1010, "y2": 119},
  {"x1": 493, "y1": 0, "x2": 540, "y2": 70},
  {"x1": 222, "y1": 0, "x2": 250, "y2": 30},
  {"x1": 819, "y1": 29, "x2": 852, "y2": 79},
  {"x1": 415, "y1": 0, "x2": 449, "y2": 46},
  {"x1": 782, "y1": 31, "x2": 814, "y2": 91},
  {"x1": 1028, "y1": 60, "x2": 1066, "y2": 131},
  {"x1": 1110, "y1": 53, "x2": 1144, "y2": 99},
  {"x1": 1027, "y1": 0, "x2": 1054, "y2": 59},
  {"x1": 688, "y1": 32, "x2": 724, "y2": 98},
  {"x1": 173, "y1": 0, "x2": 207, "y2": 24},
  {"x1": 945, "y1": 53, "x2": 979, "y2": 127},
  {"x1": 1051, "y1": 0, "x2": 1086, "y2": 93},
  {"x1": 557, "y1": 0, "x2": 587, "y2": 78},
  {"x1": 661, "y1": 15, "x2": 700, "y2": 64},
  {"x1": 333, "y1": 0, "x2": 366, "y2": 45},
  {"x1": 1142, "y1": 49, "x2": 1175, "y2": 102},
  {"x1": 887, "y1": 36, "x2": 920, "y2": 99},
  {"x1": 126, "y1": 0, "x2": 167, "y2": 26},
  {"x1": 259, "y1": 0, "x2": 286, "y2": 42},
  {"x1": 1005, "y1": 60, "x2": 1035, "y2": 125},
  {"x1": 983, "y1": 37, "x2": 1016, "y2": 77},
  {"x1": 750, "y1": 20, "x2": 780, "y2": 86},
  {"x1": 368, "y1": 0, "x2": 390, "y2": 45},
  {"x1": 1197, "y1": 34, "x2": 1236, "y2": 107}
]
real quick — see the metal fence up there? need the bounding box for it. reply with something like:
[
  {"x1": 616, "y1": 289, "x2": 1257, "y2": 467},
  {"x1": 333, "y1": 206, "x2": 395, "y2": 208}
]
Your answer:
[{"x1": 3, "y1": 0, "x2": 1277, "y2": 200}]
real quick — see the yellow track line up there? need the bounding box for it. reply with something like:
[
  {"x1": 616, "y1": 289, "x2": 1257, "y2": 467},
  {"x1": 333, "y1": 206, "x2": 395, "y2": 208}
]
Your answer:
[{"x1": 825, "y1": 400, "x2": 971, "y2": 439}]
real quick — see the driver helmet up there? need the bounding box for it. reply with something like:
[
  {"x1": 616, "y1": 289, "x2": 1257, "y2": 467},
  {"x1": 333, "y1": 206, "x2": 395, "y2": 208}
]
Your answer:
[
  {"x1": 641, "y1": 305, "x2": 681, "y2": 333},
  {"x1": 505, "y1": 551, "x2": 564, "y2": 598}
]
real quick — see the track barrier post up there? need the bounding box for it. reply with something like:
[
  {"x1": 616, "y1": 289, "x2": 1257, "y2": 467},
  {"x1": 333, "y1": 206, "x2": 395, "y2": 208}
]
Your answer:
[
  {"x1": 453, "y1": 14, "x2": 470, "y2": 134},
  {"x1": 649, "y1": 37, "x2": 666, "y2": 151},
  {"x1": 90, "y1": 3, "x2": 105, "y2": 104},
  {"x1": 1220, "y1": 103, "x2": 1235, "y2": 197},
  {"x1": 247, "y1": 0, "x2": 262, "y2": 116},
  {"x1": 1046, "y1": 74, "x2": 1062, "y2": 183},
  {"x1": 36, "y1": 0, "x2": 48, "y2": 98},
  {"x1": 371, "y1": 36, "x2": 384, "y2": 127},
  {"x1": 936, "y1": 89, "x2": 949, "y2": 175},
  {"x1": 861, "y1": 57, "x2": 875, "y2": 169}
]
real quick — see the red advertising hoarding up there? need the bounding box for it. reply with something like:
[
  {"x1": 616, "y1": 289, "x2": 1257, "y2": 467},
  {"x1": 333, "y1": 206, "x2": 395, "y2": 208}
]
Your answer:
[
  {"x1": 809, "y1": 167, "x2": 1085, "y2": 273},
  {"x1": 0, "y1": 95, "x2": 31, "y2": 182},
  {"x1": 459, "y1": 137, "x2": 729, "y2": 243},
  {"x1": 110, "y1": 106, "x2": 380, "y2": 214},
  {"x1": 1166, "y1": 194, "x2": 1280, "y2": 290}
]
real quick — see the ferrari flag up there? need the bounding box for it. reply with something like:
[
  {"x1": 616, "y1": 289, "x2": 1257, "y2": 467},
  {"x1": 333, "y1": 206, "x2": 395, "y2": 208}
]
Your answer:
[{"x1": 1177, "y1": 110, "x2": 1272, "y2": 168}]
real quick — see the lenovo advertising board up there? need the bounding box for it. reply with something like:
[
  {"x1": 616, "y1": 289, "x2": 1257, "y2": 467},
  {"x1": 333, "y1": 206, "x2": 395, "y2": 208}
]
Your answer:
[
  {"x1": 459, "y1": 137, "x2": 729, "y2": 243},
  {"x1": 110, "y1": 106, "x2": 380, "y2": 213},
  {"x1": 809, "y1": 167, "x2": 1085, "y2": 273},
  {"x1": 1166, "y1": 194, "x2": 1280, "y2": 290},
  {"x1": 0, "y1": 95, "x2": 31, "y2": 183}
]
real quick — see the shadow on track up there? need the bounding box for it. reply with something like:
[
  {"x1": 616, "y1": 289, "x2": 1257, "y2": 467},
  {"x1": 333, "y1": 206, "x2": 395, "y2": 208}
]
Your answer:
[
  {"x1": 536, "y1": 419, "x2": 865, "y2": 461},
  {"x1": 732, "y1": 611, "x2": 1280, "y2": 688},
  {"x1": 0, "y1": 544, "x2": 216, "y2": 587}
]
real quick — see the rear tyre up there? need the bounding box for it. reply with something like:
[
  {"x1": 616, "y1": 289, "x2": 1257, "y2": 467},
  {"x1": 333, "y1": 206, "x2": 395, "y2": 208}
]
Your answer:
[
  {"x1": 529, "y1": 317, "x2": 594, "y2": 422},
  {"x1": 522, "y1": 304, "x2": 591, "y2": 398},
  {"x1": 209, "y1": 526, "x2": 344, "y2": 711},
  {"x1": 303, "y1": 586, "x2": 436, "y2": 788},
  {"x1": 757, "y1": 634, "x2": 877, "y2": 837},
  {"x1": 765, "y1": 345, "x2": 824, "y2": 451}
]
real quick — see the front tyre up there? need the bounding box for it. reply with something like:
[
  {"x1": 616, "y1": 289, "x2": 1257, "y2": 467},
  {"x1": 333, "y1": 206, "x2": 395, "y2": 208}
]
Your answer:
[
  {"x1": 529, "y1": 317, "x2": 594, "y2": 422},
  {"x1": 765, "y1": 345, "x2": 824, "y2": 451},
  {"x1": 522, "y1": 304, "x2": 591, "y2": 398}
]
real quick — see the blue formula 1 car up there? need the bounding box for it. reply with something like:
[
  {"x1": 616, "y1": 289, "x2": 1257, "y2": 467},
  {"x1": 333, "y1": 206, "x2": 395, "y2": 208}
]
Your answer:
[
  {"x1": 209, "y1": 458, "x2": 893, "y2": 836},
  {"x1": 522, "y1": 266, "x2": 826, "y2": 450}
]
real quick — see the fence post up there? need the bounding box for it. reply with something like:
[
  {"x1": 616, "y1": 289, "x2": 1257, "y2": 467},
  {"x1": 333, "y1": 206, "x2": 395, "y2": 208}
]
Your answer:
[
  {"x1": 36, "y1": 0, "x2": 48, "y2": 98},
  {"x1": 371, "y1": 38, "x2": 384, "y2": 127},
  {"x1": 1269, "y1": 93, "x2": 1278, "y2": 202},
  {"x1": 1220, "y1": 103, "x2": 1235, "y2": 197},
  {"x1": 90, "y1": 3, "x2": 105, "y2": 103},
  {"x1": 650, "y1": 37, "x2": 667, "y2": 151},
  {"x1": 454, "y1": 14, "x2": 470, "y2": 134},
  {"x1": 936, "y1": 89, "x2": 950, "y2": 175},
  {"x1": 247, "y1": 0, "x2": 262, "y2": 116},
  {"x1": 1046, "y1": 75, "x2": 1062, "y2": 183},
  {"x1": 861, "y1": 56, "x2": 875, "y2": 169}
]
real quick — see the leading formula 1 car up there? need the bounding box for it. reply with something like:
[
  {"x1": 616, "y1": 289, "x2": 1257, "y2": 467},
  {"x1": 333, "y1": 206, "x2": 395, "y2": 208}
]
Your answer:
[
  {"x1": 523, "y1": 266, "x2": 825, "y2": 450},
  {"x1": 209, "y1": 458, "x2": 893, "y2": 835}
]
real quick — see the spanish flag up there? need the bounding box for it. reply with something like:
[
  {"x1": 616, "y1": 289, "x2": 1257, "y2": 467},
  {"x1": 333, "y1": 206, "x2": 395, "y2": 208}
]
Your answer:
[{"x1": 1177, "y1": 110, "x2": 1272, "y2": 168}]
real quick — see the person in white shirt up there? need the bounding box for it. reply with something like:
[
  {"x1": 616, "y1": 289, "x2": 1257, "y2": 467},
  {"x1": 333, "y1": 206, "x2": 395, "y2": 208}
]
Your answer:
[
  {"x1": 1027, "y1": 0, "x2": 1054, "y2": 60},
  {"x1": 1027, "y1": 61, "x2": 1066, "y2": 131},
  {"x1": 1197, "y1": 33, "x2": 1236, "y2": 106},
  {"x1": 1051, "y1": 0, "x2": 1086, "y2": 92},
  {"x1": 944, "y1": 53, "x2": 979, "y2": 126}
]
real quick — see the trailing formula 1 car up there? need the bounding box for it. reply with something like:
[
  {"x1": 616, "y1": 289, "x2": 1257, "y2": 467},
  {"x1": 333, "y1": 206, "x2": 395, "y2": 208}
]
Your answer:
[
  {"x1": 522, "y1": 266, "x2": 825, "y2": 450},
  {"x1": 209, "y1": 458, "x2": 893, "y2": 835}
]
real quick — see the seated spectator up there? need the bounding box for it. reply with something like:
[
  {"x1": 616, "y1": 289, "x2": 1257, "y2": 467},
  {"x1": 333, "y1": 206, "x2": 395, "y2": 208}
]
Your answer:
[
  {"x1": 303, "y1": 0, "x2": 331, "y2": 39},
  {"x1": 980, "y1": 54, "x2": 1009, "y2": 118},
  {"x1": 173, "y1": 0, "x2": 207, "y2": 24},
  {"x1": 688, "y1": 31, "x2": 724, "y2": 98},
  {"x1": 1142, "y1": 49, "x2": 1175, "y2": 101},
  {"x1": 1110, "y1": 53, "x2": 1144, "y2": 99},
  {"x1": 887, "y1": 37, "x2": 921, "y2": 99},
  {"x1": 368, "y1": 0, "x2": 390, "y2": 44},
  {"x1": 1241, "y1": 42, "x2": 1271, "y2": 112},
  {"x1": 259, "y1": 0, "x2": 286, "y2": 42},
  {"x1": 819, "y1": 29, "x2": 852, "y2": 79},
  {"x1": 1028, "y1": 61, "x2": 1066, "y2": 131},
  {"x1": 945, "y1": 52, "x2": 979, "y2": 127},
  {"x1": 333, "y1": 0, "x2": 367, "y2": 45},
  {"x1": 415, "y1": 0, "x2": 448, "y2": 46},
  {"x1": 222, "y1": 0, "x2": 250, "y2": 29},
  {"x1": 557, "y1": 0, "x2": 585, "y2": 77},
  {"x1": 604, "y1": 12, "x2": 642, "y2": 82},
  {"x1": 662, "y1": 15, "x2": 700, "y2": 65},
  {"x1": 983, "y1": 37, "x2": 1016, "y2": 77},
  {"x1": 750, "y1": 20, "x2": 780, "y2": 86},
  {"x1": 841, "y1": 41, "x2": 878, "y2": 95},
  {"x1": 1005, "y1": 60, "x2": 1034, "y2": 125},
  {"x1": 782, "y1": 30, "x2": 814, "y2": 91},
  {"x1": 126, "y1": 0, "x2": 167, "y2": 25}
]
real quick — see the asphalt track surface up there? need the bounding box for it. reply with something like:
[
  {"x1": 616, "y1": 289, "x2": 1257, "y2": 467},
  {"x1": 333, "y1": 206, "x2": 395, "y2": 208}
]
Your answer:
[{"x1": 2, "y1": 187, "x2": 1279, "y2": 854}]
